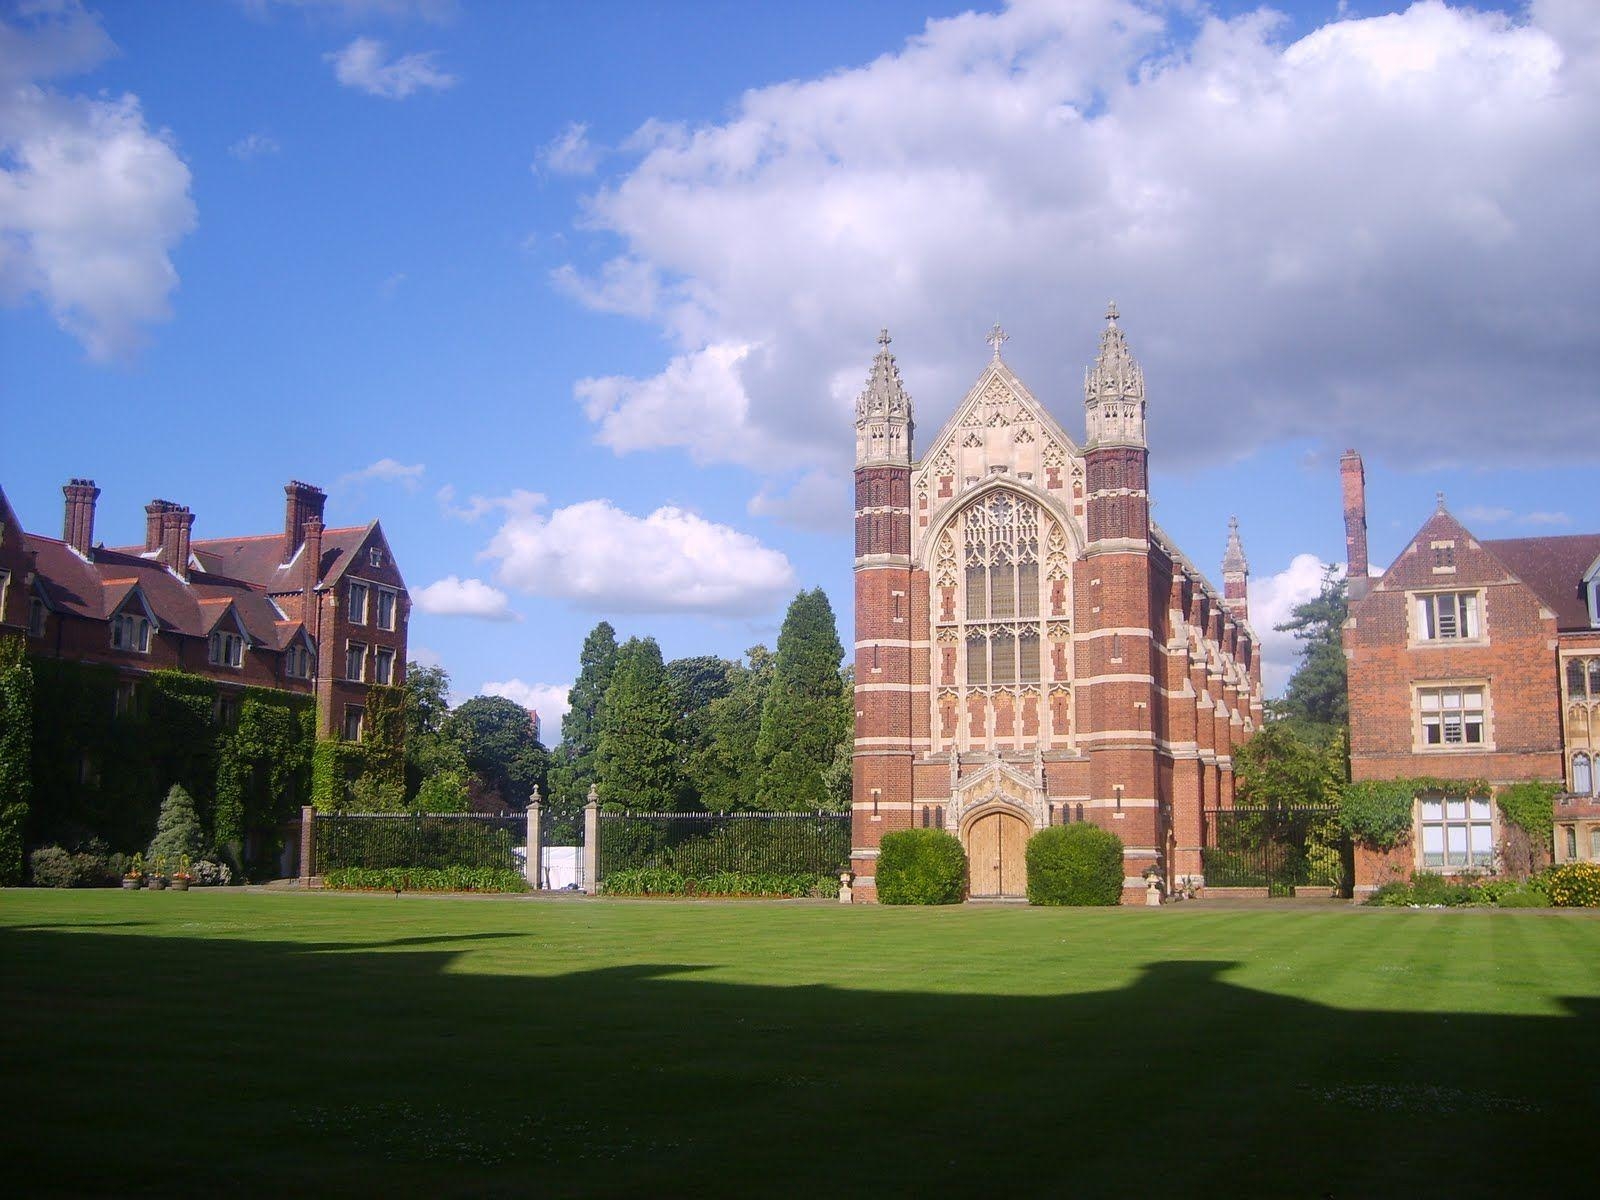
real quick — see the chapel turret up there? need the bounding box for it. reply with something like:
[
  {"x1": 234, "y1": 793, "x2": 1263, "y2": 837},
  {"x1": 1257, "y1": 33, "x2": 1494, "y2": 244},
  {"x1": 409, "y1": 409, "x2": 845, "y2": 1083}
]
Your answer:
[
  {"x1": 854, "y1": 328, "x2": 914, "y2": 466},
  {"x1": 1083, "y1": 302, "x2": 1146, "y2": 450}
]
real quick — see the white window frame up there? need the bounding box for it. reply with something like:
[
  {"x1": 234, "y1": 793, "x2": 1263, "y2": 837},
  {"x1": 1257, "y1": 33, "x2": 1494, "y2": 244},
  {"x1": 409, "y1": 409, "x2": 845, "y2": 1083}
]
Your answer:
[
  {"x1": 1574, "y1": 752, "x2": 1595, "y2": 797},
  {"x1": 368, "y1": 546, "x2": 384, "y2": 569},
  {"x1": 1417, "y1": 795, "x2": 1495, "y2": 872},
  {"x1": 347, "y1": 581, "x2": 369, "y2": 625},
  {"x1": 345, "y1": 641, "x2": 367, "y2": 682},
  {"x1": 0, "y1": 569, "x2": 8, "y2": 620},
  {"x1": 343, "y1": 705, "x2": 365, "y2": 742},
  {"x1": 111, "y1": 611, "x2": 152, "y2": 654},
  {"x1": 1415, "y1": 682, "x2": 1489, "y2": 751},
  {"x1": 1410, "y1": 589, "x2": 1483, "y2": 644},
  {"x1": 208, "y1": 629, "x2": 245, "y2": 669},
  {"x1": 376, "y1": 587, "x2": 397, "y2": 631},
  {"x1": 373, "y1": 646, "x2": 395, "y2": 686}
]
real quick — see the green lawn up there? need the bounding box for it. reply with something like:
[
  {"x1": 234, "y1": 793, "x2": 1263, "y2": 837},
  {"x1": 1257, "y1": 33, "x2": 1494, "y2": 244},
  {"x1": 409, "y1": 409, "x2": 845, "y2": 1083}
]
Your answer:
[{"x1": 3, "y1": 893, "x2": 1598, "y2": 1198}]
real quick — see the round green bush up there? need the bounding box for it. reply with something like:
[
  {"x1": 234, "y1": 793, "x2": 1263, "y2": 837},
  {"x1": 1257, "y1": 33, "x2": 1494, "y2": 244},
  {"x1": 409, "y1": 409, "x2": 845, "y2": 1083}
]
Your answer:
[
  {"x1": 1541, "y1": 861, "x2": 1600, "y2": 907},
  {"x1": 1025, "y1": 824, "x2": 1125, "y2": 906},
  {"x1": 876, "y1": 828, "x2": 967, "y2": 905}
]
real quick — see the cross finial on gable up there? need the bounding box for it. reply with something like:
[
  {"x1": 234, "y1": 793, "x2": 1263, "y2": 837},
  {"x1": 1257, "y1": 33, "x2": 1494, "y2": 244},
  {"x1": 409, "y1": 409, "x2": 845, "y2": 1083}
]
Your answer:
[
  {"x1": 1436, "y1": 491, "x2": 1447, "y2": 512},
  {"x1": 1106, "y1": 300, "x2": 1119, "y2": 323},
  {"x1": 987, "y1": 322, "x2": 1008, "y2": 360},
  {"x1": 877, "y1": 328, "x2": 891, "y2": 350}
]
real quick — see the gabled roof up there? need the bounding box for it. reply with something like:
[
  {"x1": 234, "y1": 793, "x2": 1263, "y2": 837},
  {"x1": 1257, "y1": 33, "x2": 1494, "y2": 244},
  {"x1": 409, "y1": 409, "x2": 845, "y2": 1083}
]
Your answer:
[
  {"x1": 917, "y1": 357, "x2": 1083, "y2": 468},
  {"x1": 1482, "y1": 534, "x2": 1600, "y2": 631}
]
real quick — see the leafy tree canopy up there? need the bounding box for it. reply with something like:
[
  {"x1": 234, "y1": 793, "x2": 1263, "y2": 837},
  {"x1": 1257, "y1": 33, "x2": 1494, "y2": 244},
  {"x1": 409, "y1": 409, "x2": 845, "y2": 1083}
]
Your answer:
[
  {"x1": 443, "y1": 695, "x2": 548, "y2": 811},
  {"x1": 755, "y1": 589, "x2": 848, "y2": 811},
  {"x1": 549, "y1": 621, "x2": 617, "y2": 808},
  {"x1": 1269, "y1": 567, "x2": 1348, "y2": 742},
  {"x1": 597, "y1": 636, "x2": 680, "y2": 811}
]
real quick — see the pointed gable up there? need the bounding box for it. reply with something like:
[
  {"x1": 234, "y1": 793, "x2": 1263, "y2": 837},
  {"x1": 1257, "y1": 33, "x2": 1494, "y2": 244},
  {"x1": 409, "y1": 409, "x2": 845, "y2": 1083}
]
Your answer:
[{"x1": 1366, "y1": 504, "x2": 1520, "y2": 596}]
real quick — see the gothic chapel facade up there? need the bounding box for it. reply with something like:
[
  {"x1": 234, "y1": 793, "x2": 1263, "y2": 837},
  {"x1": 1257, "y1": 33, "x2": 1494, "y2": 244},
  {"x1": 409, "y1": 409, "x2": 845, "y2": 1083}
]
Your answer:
[{"x1": 851, "y1": 310, "x2": 1263, "y2": 902}]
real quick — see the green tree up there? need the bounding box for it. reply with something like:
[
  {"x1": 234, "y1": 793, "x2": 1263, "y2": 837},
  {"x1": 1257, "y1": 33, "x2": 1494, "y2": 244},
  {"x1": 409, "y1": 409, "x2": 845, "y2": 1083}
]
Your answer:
[
  {"x1": 147, "y1": 783, "x2": 205, "y2": 865},
  {"x1": 597, "y1": 637, "x2": 679, "y2": 811},
  {"x1": 548, "y1": 622, "x2": 617, "y2": 810},
  {"x1": 443, "y1": 696, "x2": 549, "y2": 811},
  {"x1": 1234, "y1": 721, "x2": 1346, "y2": 810},
  {"x1": 1270, "y1": 567, "x2": 1349, "y2": 742},
  {"x1": 683, "y1": 645, "x2": 773, "y2": 811},
  {"x1": 0, "y1": 635, "x2": 34, "y2": 885},
  {"x1": 755, "y1": 589, "x2": 848, "y2": 811},
  {"x1": 667, "y1": 655, "x2": 738, "y2": 808},
  {"x1": 402, "y1": 661, "x2": 468, "y2": 796}
]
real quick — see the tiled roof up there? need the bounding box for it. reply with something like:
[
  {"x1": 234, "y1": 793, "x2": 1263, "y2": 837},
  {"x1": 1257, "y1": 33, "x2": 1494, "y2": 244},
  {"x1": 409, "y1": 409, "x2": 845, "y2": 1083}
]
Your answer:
[
  {"x1": 26, "y1": 534, "x2": 306, "y2": 651},
  {"x1": 1483, "y1": 533, "x2": 1600, "y2": 631}
]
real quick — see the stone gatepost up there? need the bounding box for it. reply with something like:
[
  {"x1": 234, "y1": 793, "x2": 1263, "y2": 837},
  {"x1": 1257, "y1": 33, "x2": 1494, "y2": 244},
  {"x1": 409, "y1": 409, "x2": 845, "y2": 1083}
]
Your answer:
[
  {"x1": 298, "y1": 805, "x2": 316, "y2": 889},
  {"x1": 583, "y1": 785, "x2": 600, "y2": 896},
  {"x1": 526, "y1": 787, "x2": 544, "y2": 890}
]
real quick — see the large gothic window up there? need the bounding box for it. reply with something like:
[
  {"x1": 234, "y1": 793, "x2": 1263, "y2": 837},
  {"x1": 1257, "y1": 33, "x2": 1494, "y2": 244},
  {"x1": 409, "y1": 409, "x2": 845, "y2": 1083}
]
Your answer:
[{"x1": 961, "y1": 491, "x2": 1043, "y2": 686}]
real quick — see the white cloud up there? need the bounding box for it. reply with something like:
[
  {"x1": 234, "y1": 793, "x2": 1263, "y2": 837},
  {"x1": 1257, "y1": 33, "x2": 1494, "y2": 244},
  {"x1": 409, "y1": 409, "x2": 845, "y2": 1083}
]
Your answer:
[
  {"x1": 340, "y1": 457, "x2": 424, "y2": 489},
  {"x1": 1459, "y1": 504, "x2": 1572, "y2": 527},
  {"x1": 556, "y1": 0, "x2": 1600, "y2": 480},
  {"x1": 538, "y1": 121, "x2": 601, "y2": 176},
  {"x1": 326, "y1": 36, "x2": 455, "y2": 99},
  {"x1": 480, "y1": 679, "x2": 571, "y2": 740},
  {"x1": 437, "y1": 484, "x2": 544, "y2": 522},
  {"x1": 248, "y1": 0, "x2": 457, "y2": 21},
  {"x1": 1520, "y1": 510, "x2": 1572, "y2": 526},
  {"x1": 1247, "y1": 553, "x2": 1334, "y2": 698},
  {"x1": 378, "y1": 270, "x2": 406, "y2": 297},
  {"x1": 0, "y1": 2, "x2": 197, "y2": 360},
  {"x1": 228, "y1": 132, "x2": 280, "y2": 159},
  {"x1": 748, "y1": 469, "x2": 851, "y2": 532},
  {"x1": 413, "y1": 575, "x2": 519, "y2": 621},
  {"x1": 481, "y1": 496, "x2": 796, "y2": 617},
  {"x1": 409, "y1": 644, "x2": 445, "y2": 668}
]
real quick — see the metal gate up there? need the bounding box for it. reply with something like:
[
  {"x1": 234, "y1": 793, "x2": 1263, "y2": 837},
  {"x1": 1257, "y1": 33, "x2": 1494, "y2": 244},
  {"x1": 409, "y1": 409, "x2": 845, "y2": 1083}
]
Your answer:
[{"x1": 1202, "y1": 806, "x2": 1351, "y2": 897}]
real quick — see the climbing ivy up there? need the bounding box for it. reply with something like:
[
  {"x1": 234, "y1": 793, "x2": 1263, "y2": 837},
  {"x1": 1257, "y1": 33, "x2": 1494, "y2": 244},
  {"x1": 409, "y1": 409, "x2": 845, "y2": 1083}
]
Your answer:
[
  {"x1": 0, "y1": 635, "x2": 33, "y2": 885},
  {"x1": 363, "y1": 683, "x2": 407, "y2": 789},
  {"x1": 1338, "y1": 777, "x2": 1491, "y2": 849}
]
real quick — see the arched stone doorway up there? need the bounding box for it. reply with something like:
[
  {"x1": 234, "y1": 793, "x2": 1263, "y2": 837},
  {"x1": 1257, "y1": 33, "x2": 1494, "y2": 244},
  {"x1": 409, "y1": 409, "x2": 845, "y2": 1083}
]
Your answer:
[{"x1": 966, "y1": 809, "x2": 1030, "y2": 898}]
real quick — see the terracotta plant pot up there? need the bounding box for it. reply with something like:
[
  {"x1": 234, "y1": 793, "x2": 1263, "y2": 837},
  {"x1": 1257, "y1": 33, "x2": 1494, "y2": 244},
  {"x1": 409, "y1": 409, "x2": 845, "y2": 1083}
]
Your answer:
[{"x1": 170, "y1": 877, "x2": 191, "y2": 892}]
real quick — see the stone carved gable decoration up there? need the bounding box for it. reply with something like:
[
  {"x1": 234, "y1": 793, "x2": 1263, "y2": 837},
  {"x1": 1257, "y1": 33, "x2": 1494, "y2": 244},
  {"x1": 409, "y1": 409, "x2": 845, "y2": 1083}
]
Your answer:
[
  {"x1": 911, "y1": 351, "x2": 1084, "y2": 566},
  {"x1": 947, "y1": 753, "x2": 1047, "y2": 832}
]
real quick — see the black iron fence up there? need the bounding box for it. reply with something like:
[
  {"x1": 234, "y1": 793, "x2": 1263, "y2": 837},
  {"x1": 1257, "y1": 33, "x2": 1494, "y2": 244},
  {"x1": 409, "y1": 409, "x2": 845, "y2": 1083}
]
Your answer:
[
  {"x1": 313, "y1": 812, "x2": 525, "y2": 874},
  {"x1": 596, "y1": 810, "x2": 850, "y2": 880},
  {"x1": 1202, "y1": 805, "x2": 1350, "y2": 897}
]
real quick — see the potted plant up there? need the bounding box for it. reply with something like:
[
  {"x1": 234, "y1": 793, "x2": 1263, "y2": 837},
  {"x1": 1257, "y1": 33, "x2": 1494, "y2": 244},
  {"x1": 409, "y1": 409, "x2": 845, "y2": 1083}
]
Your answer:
[
  {"x1": 148, "y1": 854, "x2": 169, "y2": 891},
  {"x1": 122, "y1": 853, "x2": 146, "y2": 891},
  {"x1": 170, "y1": 854, "x2": 194, "y2": 892}
]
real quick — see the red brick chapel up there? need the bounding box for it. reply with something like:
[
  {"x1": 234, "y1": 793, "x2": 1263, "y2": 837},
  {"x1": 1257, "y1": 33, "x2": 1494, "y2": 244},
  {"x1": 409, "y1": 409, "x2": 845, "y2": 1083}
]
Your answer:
[{"x1": 850, "y1": 308, "x2": 1263, "y2": 902}]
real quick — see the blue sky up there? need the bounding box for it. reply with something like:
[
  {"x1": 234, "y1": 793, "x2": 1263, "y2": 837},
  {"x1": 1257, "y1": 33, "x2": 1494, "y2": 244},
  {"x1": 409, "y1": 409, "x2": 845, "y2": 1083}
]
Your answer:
[{"x1": 3, "y1": 0, "x2": 1596, "y2": 730}]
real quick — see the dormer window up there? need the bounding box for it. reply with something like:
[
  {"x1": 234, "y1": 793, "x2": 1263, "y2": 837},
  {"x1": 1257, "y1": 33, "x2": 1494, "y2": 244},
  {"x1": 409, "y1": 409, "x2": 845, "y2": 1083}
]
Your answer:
[
  {"x1": 285, "y1": 641, "x2": 312, "y2": 680},
  {"x1": 1415, "y1": 592, "x2": 1480, "y2": 641},
  {"x1": 111, "y1": 611, "x2": 152, "y2": 654},
  {"x1": 209, "y1": 629, "x2": 245, "y2": 668},
  {"x1": 368, "y1": 546, "x2": 384, "y2": 569},
  {"x1": 348, "y1": 581, "x2": 369, "y2": 624}
]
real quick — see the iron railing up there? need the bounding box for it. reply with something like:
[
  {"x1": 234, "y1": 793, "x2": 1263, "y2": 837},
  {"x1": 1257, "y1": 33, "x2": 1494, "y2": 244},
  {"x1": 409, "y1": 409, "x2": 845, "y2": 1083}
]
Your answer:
[
  {"x1": 596, "y1": 810, "x2": 850, "y2": 880},
  {"x1": 314, "y1": 812, "x2": 525, "y2": 874},
  {"x1": 1202, "y1": 805, "x2": 1350, "y2": 897}
]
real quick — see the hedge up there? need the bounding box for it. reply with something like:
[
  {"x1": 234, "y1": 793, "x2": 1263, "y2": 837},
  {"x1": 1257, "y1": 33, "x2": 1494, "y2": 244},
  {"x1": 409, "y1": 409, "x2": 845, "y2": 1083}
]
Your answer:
[
  {"x1": 321, "y1": 866, "x2": 528, "y2": 893},
  {"x1": 1025, "y1": 824, "x2": 1125, "y2": 906},
  {"x1": 599, "y1": 867, "x2": 835, "y2": 898},
  {"x1": 875, "y1": 828, "x2": 966, "y2": 905}
]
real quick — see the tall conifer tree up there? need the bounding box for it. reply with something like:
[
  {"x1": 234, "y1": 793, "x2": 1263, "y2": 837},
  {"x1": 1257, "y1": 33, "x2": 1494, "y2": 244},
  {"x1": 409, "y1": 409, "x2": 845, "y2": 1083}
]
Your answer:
[
  {"x1": 755, "y1": 589, "x2": 848, "y2": 811},
  {"x1": 549, "y1": 621, "x2": 617, "y2": 809},
  {"x1": 597, "y1": 637, "x2": 680, "y2": 811}
]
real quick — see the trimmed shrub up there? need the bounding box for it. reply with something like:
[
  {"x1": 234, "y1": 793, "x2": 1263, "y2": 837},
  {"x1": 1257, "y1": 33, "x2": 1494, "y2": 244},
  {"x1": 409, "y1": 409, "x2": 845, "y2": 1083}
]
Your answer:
[
  {"x1": 599, "y1": 867, "x2": 834, "y2": 898},
  {"x1": 1025, "y1": 824, "x2": 1125, "y2": 906},
  {"x1": 28, "y1": 844, "x2": 122, "y2": 888},
  {"x1": 875, "y1": 828, "x2": 966, "y2": 905},
  {"x1": 29, "y1": 846, "x2": 80, "y2": 888},
  {"x1": 322, "y1": 866, "x2": 528, "y2": 893},
  {"x1": 1541, "y1": 862, "x2": 1600, "y2": 908}
]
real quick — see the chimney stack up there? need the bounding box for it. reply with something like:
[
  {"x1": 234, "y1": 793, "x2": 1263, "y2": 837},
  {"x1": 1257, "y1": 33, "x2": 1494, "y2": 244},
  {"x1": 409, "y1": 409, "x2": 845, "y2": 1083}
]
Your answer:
[
  {"x1": 62, "y1": 478, "x2": 100, "y2": 558},
  {"x1": 145, "y1": 499, "x2": 177, "y2": 552},
  {"x1": 160, "y1": 505, "x2": 194, "y2": 580},
  {"x1": 302, "y1": 515, "x2": 324, "y2": 644},
  {"x1": 283, "y1": 481, "x2": 327, "y2": 563},
  {"x1": 1340, "y1": 449, "x2": 1369, "y2": 599}
]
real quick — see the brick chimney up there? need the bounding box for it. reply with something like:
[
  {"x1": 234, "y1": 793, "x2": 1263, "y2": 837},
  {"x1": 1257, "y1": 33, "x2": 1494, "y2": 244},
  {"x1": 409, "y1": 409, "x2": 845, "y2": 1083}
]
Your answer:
[
  {"x1": 62, "y1": 478, "x2": 100, "y2": 557},
  {"x1": 284, "y1": 481, "x2": 327, "y2": 563},
  {"x1": 301, "y1": 515, "x2": 324, "y2": 643},
  {"x1": 161, "y1": 505, "x2": 195, "y2": 581},
  {"x1": 145, "y1": 499, "x2": 177, "y2": 552},
  {"x1": 1340, "y1": 449, "x2": 1370, "y2": 599}
]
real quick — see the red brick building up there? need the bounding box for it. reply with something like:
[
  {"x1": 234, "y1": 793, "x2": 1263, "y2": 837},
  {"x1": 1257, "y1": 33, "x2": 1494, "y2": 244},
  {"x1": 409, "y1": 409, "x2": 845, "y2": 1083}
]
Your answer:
[
  {"x1": 1339, "y1": 450, "x2": 1600, "y2": 891},
  {"x1": 851, "y1": 310, "x2": 1263, "y2": 902},
  {"x1": 0, "y1": 478, "x2": 408, "y2": 741}
]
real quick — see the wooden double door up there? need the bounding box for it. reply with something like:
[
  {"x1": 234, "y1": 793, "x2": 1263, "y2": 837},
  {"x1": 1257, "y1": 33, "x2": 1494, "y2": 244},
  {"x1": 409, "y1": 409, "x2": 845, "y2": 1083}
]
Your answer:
[{"x1": 967, "y1": 811, "x2": 1030, "y2": 898}]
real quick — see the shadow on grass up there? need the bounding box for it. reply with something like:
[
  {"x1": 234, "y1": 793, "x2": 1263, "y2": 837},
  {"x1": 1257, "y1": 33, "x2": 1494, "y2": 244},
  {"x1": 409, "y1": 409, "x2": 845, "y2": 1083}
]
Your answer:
[{"x1": 2, "y1": 924, "x2": 1595, "y2": 1199}]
